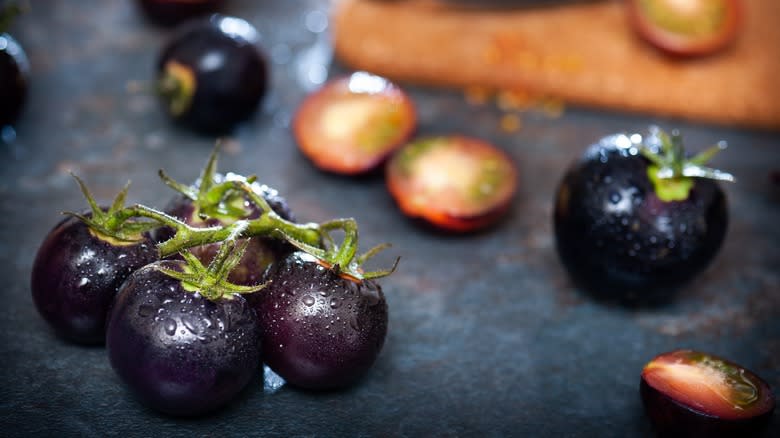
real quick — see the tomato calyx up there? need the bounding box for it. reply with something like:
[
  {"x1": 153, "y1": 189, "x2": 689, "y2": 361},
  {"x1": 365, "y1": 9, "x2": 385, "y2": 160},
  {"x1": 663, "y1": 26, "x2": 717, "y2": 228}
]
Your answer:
[
  {"x1": 158, "y1": 143, "x2": 256, "y2": 223},
  {"x1": 157, "y1": 221, "x2": 267, "y2": 300},
  {"x1": 157, "y1": 60, "x2": 196, "y2": 117},
  {"x1": 279, "y1": 218, "x2": 399, "y2": 283},
  {"x1": 641, "y1": 126, "x2": 734, "y2": 202},
  {"x1": 64, "y1": 174, "x2": 157, "y2": 244}
]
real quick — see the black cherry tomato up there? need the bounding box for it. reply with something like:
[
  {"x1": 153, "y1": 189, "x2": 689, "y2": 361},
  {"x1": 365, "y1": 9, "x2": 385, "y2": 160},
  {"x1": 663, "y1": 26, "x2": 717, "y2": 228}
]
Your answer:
[
  {"x1": 248, "y1": 251, "x2": 388, "y2": 390},
  {"x1": 136, "y1": 0, "x2": 225, "y2": 26},
  {"x1": 156, "y1": 15, "x2": 268, "y2": 134},
  {"x1": 31, "y1": 214, "x2": 158, "y2": 344},
  {"x1": 107, "y1": 260, "x2": 261, "y2": 416},
  {"x1": 0, "y1": 32, "x2": 29, "y2": 127},
  {"x1": 553, "y1": 128, "x2": 731, "y2": 303}
]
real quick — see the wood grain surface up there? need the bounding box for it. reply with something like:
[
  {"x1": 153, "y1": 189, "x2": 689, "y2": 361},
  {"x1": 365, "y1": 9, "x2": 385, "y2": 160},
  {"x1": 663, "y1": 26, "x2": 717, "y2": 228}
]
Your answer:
[{"x1": 333, "y1": 0, "x2": 780, "y2": 130}]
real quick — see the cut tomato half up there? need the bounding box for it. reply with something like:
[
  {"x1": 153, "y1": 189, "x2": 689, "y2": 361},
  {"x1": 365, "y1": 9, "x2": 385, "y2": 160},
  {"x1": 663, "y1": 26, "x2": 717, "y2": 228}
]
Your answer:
[
  {"x1": 641, "y1": 349, "x2": 775, "y2": 421},
  {"x1": 293, "y1": 72, "x2": 417, "y2": 175},
  {"x1": 627, "y1": 0, "x2": 742, "y2": 57},
  {"x1": 386, "y1": 136, "x2": 517, "y2": 232}
]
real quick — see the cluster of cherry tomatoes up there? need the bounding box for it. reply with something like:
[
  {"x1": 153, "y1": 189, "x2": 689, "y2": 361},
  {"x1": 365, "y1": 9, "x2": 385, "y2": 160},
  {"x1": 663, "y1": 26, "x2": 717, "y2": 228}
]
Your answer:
[{"x1": 32, "y1": 150, "x2": 394, "y2": 416}]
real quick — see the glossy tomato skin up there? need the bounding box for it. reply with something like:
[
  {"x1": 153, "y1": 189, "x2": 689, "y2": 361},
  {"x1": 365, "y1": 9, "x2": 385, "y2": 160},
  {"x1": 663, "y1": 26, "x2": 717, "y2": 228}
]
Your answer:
[
  {"x1": 249, "y1": 251, "x2": 388, "y2": 390},
  {"x1": 136, "y1": 0, "x2": 225, "y2": 26},
  {"x1": 0, "y1": 32, "x2": 30, "y2": 127},
  {"x1": 155, "y1": 181, "x2": 296, "y2": 285},
  {"x1": 640, "y1": 379, "x2": 774, "y2": 438},
  {"x1": 31, "y1": 214, "x2": 158, "y2": 344},
  {"x1": 157, "y1": 15, "x2": 267, "y2": 134},
  {"x1": 106, "y1": 261, "x2": 261, "y2": 416},
  {"x1": 553, "y1": 134, "x2": 728, "y2": 302}
]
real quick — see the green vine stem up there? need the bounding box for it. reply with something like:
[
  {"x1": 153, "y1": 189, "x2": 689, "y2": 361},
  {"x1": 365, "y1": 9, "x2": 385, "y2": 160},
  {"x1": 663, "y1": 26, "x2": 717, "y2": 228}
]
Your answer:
[
  {"x1": 66, "y1": 147, "x2": 397, "y2": 287},
  {"x1": 157, "y1": 221, "x2": 267, "y2": 300},
  {"x1": 279, "y1": 217, "x2": 399, "y2": 282},
  {"x1": 118, "y1": 203, "x2": 321, "y2": 258}
]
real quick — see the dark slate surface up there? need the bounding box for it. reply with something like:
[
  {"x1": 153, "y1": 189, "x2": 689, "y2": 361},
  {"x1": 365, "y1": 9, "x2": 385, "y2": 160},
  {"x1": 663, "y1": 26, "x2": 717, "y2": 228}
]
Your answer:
[{"x1": 1, "y1": 1, "x2": 778, "y2": 436}]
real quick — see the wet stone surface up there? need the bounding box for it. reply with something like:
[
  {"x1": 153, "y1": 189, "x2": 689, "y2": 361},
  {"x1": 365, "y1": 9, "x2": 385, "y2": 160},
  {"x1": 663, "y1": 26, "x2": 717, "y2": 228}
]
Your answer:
[{"x1": 1, "y1": 1, "x2": 778, "y2": 436}]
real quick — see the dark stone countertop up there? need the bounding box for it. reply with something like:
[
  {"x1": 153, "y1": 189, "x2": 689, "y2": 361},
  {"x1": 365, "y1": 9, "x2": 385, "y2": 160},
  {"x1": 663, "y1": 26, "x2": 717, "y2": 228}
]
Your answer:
[{"x1": 1, "y1": 1, "x2": 778, "y2": 436}]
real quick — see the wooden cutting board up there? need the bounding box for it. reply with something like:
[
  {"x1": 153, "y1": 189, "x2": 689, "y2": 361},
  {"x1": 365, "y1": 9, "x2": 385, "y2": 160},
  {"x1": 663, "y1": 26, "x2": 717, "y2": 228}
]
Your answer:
[{"x1": 332, "y1": 0, "x2": 780, "y2": 130}]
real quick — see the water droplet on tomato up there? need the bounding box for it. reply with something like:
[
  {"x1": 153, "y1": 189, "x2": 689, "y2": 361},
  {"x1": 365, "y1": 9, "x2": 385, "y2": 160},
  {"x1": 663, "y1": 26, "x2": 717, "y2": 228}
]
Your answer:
[
  {"x1": 182, "y1": 314, "x2": 201, "y2": 335},
  {"x1": 329, "y1": 298, "x2": 340, "y2": 309},
  {"x1": 349, "y1": 314, "x2": 360, "y2": 331},
  {"x1": 164, "y1": 319, "x2": 177, "y2": 336}
]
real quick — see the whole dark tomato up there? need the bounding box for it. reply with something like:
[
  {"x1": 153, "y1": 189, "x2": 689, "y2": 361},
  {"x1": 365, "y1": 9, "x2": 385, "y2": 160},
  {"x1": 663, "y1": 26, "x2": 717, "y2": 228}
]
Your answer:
[
  {"x1": 106, "y1": 260, "x2": 261, "y2": 416},
  {"x1": 627, "y1": 0, "x2": 742, "y2": 57},
  {"x1": 249, "y1": 251, "x2": 388, "y2": 390},
  {"x1": 136, "y1": 0, "x2": 225, "y2": 26},
  {"x1": 156, "y1": 15, "x2": 268, "y2": 134},
  {"x1": 553, "y1": 128, "x2": 731, "y2": 303},
  {"x1": 0, "y1": 31, "x2": 29, "y2": 127},
  {"x1": 31, "y1": 214, "x2": 158, "y2": 344}
]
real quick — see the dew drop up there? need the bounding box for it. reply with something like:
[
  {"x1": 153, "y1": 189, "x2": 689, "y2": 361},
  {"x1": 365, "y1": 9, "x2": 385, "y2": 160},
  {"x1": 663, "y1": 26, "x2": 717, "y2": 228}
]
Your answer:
[
  {"x1": 164, "y1": 319, "x2": 177, "y2": 336},
  {"x1": 182, "y1": 314, "x2": 201, "y2": 335},
  {"x1": 609, "y1": 191, "x2": 621, "y2": 204},
  {"x1": 349, "y1": 313, "x2": 360, "y2": 331},
  {"x1": 329, "y1": 298, "x2": 340, "y2": 309}
]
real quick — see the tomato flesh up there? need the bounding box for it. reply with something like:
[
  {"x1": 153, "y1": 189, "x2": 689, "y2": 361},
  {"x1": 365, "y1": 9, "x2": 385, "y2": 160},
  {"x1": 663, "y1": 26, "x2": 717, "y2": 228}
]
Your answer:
[
  {"x1": 642, "y1": 350, "x2": 774, "y2": 420},
  {"x1": 293, "y1": 72, "x2": 416, "y2": 175},
  {"x1": 386, "y1": 136, "x2": 517, "y2": 232},
  {"x1": 628, "y1": 0, "x2": 742, "y2": 56}
]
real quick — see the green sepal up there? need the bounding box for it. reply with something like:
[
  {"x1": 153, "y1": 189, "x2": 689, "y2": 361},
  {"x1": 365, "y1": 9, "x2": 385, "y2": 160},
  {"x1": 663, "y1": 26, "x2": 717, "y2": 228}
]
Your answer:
[
  {"x1": 158, "y1": 143, "x2": 258, "y2": 223},
  {"x1": 278, "y1": 219, "x2": 399, "y2": 282},
  {"x1": 647, "y1": 165, "x2": 693, "y2": 202},
  {"x1": 66, "y1": 174, "x2": 157, "y2": 243},
  {"x1": 156, "y1": 221, "x2": 266, "y2": 301},
  {"x1": 642, "y1": 127, "x2": 734, "y2": 203}
]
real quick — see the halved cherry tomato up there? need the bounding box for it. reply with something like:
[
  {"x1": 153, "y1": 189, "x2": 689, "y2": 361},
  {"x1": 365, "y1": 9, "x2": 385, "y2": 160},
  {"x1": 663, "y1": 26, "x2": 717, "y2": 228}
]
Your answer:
[
  {"x1": 293, "y1": 72, "x2": 417, "y2": 175},
  {"x1": 627, "y1": 0, "x2": 742, "y2": 57},
  {"x1": 386, "y1": 136, "x2": 517, "y2": 232}
]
